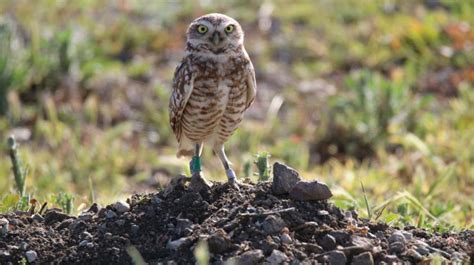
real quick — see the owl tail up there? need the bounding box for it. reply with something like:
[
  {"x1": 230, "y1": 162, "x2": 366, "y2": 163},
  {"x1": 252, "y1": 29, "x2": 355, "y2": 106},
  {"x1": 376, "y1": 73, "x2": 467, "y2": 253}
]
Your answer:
[{"x1": 176, "y1": 137, "x2": 194, "y2": 158}]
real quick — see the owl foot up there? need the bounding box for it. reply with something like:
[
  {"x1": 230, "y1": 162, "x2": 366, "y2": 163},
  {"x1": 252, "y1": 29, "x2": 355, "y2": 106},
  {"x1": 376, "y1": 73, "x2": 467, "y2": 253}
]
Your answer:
[{"x1": 189, "y1": 172, "x2": 212, "y2": 193}]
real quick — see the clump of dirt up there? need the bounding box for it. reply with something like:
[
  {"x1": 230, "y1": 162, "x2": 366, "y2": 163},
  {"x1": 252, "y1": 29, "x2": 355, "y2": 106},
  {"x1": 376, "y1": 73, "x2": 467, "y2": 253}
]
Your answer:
[{"x1": 0, "y1": 179, "x2": 472, "y2": 264}]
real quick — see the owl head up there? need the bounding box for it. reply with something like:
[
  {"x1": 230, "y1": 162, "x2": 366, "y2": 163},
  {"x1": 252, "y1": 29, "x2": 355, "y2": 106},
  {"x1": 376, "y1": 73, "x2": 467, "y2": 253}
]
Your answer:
[{"x1": 186, "y1": 13, "x2": 244, "y2": 54}]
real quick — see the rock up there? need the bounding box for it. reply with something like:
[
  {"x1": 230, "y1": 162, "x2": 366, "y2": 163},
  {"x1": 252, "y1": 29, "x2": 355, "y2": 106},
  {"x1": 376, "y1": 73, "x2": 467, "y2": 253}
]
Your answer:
[
  {"x1": 272, "y1": 162, "x2": 301, "y2": 194},
  {"x1": 207, "y1": 230, "x2": 233, "y2": 254},
  {"x1": 298, "y1": 242, "x2": 323, "y2": 254},
  {"x1": 82, "y1": 231, "x2": 93, "y2": 239},
  {"x1": 32, "y1": 214, "x2": 44, "y2": 222},
  {"x1": 319, "y1": 234, "x2": 337, "y2": 250},
  {"x1": 25, "y1": 250, "x2": 38, "y2": 262},
  {"x1": 289, "y1": 180, "x2": 332, "y2": 201},
  {"x1": 44, "y1": 210, "x2": 70, "y2": 225},
  {"x1": 105, "y1": 210, "x2": 118, "y2": 219},
  {"x1": 176, "y1": 218, "x2": 193, "y2": 235},
  {"x1": 87, "y1": 203, "x2": 100, "y2": 213},
  {"x1": 115, "y1": 219, "x2": 126, "y2": 226},
  {"x1": 78, "y1": 212, "x2": 94, "y2": 221},
  {"x1": 262, "y1": 215, "x2": 286, "y2": 235},
  {"x1": 56, "y1": 218, "x2": 74, "y2": 230},
  {"x1": 280, "y1": 233, "x2": 293, "y2": 245},
  {"x1": 415, "y1": 245, "x2": 430, "y2": 256},
  {"x1": 163, "y1": 175, "x2": 187, "y2": 197},
  {"x1": 389, "y1": 241, "x2": 405, "y2": 254},
  {"x1": 0, "y1": 218, "x2": 8, "y2": 236},
  {"x1": 388, "y1": 231, "x2": 406, "y2": 243},
  {"x1": 79, "y1": 240, "x2": 89, "y2": 247},
  {"x1": 325, "y1": 250, "x2": 347, "y2": 265},
  {"x1": 401, "y1": 231, "x2": 413, "y2": 240},
  {"x1": 266, "y1": 249, "x2": 289, "y2": 264},
  {"x1": 112, "y1": 201, "x2": 130, "y2": 213},
  {"x1": 351, "y1": 252, "x2": 374, "y2": 265},
  {"x1": 131, "y1": 224, "x2": 139, "y2": 235},
  {"x1": 167, "y1": 237, "x2": 192, "y2": 251},
  {"x1": 237, "y1": 249, "x2": 264, "y2": 265},
  {"x1": 104, "y1": 232, "x2": 113, "y2": 240},
  {"x1": 329, "y1": 231, "x2": 351, "y2": 245},
  {"x1": 406, "y1": 248, "x2": 423, "y2": 262}
]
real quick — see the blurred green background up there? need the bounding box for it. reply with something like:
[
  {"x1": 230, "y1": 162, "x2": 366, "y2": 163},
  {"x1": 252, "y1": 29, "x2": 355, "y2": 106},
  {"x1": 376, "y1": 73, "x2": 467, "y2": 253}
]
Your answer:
[{"x1": 0, "y1": 0, "x2": 473, "y2": 229}]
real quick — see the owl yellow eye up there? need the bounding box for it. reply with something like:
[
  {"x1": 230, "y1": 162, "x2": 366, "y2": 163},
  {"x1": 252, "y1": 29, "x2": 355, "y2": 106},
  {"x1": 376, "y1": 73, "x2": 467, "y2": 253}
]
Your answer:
[
  {"x1": 225, "y1": 25, "x2": 234, "y2": 33},
  {"x1": 197, "y1": 25, "x2": 208, "y2": 34}
]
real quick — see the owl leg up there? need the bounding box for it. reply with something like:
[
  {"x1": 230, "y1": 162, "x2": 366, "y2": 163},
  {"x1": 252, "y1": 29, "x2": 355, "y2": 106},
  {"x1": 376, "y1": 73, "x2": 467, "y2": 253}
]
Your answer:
[
  {"x1": 213, "y1": 145, "x2": 237, "y2": 183},
  {"x1": 190, "y1": 143, "x2": 203, "y2": 175},
  {"x1": 189, "y1": 142, "x2": 212, "y2": 192}
]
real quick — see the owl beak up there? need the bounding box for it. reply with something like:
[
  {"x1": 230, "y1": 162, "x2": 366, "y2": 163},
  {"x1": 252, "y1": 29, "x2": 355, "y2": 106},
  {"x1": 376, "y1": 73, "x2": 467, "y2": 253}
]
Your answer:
[{"x1": 211, "y1": 32, "x2": 221, "y2": 46}]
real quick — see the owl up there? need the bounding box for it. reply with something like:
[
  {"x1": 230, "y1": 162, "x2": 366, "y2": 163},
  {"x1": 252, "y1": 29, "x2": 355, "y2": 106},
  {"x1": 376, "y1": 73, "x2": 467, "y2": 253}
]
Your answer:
[{"x1": 169, "y1": 13, "x2": 256, "y2": 187}]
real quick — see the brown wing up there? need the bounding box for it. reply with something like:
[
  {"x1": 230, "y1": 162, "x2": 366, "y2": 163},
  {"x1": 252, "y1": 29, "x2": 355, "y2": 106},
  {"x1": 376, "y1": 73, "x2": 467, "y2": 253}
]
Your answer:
[
  {"x1": 244, "y1": 56, "x2": 257, "y2": 110},
  {"x1": 169, "y1": 57, "x2": 194, "y2": 143}
]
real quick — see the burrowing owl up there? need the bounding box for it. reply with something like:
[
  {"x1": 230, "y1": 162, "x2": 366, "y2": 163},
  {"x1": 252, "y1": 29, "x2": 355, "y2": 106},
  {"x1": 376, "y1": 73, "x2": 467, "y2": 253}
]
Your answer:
[{"x1": 169, "y1": 13, "x2": 256, "y2": 186}]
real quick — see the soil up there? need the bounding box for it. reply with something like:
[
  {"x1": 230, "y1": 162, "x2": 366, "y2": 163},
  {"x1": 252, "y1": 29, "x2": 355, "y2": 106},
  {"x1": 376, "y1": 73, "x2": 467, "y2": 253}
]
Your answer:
[{"x1": 0, "y1": 180, "x2": 472, "y2": 264}]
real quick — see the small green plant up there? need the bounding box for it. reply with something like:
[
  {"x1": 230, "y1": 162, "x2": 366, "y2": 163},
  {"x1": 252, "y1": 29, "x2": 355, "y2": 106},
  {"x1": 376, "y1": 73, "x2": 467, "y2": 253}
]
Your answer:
[
  {"x1": 254, "y1": 152, "x2": 271, "y2": 181},
  {"x1": 8, "y1": 135, "x2": 27, "y2": 196},
  {"x1": 52, "y1": 192, "x2": 74, "y2": 214}
]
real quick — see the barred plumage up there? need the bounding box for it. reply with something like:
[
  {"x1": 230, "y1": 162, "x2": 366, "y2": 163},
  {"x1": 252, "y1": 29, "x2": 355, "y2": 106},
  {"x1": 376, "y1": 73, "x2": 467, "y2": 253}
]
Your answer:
[{"x1": 168, "y1": 13, "x2": 256, "y2": 184}]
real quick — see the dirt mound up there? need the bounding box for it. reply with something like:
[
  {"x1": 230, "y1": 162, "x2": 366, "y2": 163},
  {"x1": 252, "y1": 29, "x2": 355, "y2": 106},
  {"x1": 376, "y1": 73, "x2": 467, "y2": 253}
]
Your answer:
[{"x1": 0, "y1": 180, "x2": 472, "y2": 264}]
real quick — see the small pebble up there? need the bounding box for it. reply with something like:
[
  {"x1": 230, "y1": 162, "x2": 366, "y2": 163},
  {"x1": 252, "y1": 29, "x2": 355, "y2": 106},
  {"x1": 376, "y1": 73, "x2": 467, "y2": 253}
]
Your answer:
[
  {"x1": 351, "y1": 252, "x2": 374, "y2": 265},
  {"x1": 319, "y1": 234, "x2": 337, "y2": 250},
  {"x1": 112, "y1": 201, "x2": 130, "y2": 213},
  {"x1": 388, "y1": 231, "x2": 406, "y2": 243},
  {"x1": 105, "y1": 210, "x2": 117, "y2": 219},
  {"x1": 280, "y1": 233, "x2": 293, "y2": 245},
  {"x1": 266, "y1": 249, "x2": 288, "y2": 264},
  {"x1": 79, "y1": 240, "x2": 89, "y2": 247},
  {"x1": 326, "y1": 250, "x2": 346, "y2": 265},
  {"x1": 25, "y1": 250, "x2": 38, "y2": 262}
]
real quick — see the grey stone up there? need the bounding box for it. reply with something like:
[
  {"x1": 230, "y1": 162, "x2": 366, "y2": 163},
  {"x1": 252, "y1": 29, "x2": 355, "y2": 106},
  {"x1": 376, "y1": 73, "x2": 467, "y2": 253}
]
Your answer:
[
  {"x1": 266, "y1": 249, "x2": 288, "y2": 264},
  {"x1": 289, "y1": 180, "x2": 332, "y2": 201},
  {"x1": 262, "y1": 215, "x2": 286, "y2": 235},
  {"x1": 415, "y1": 245, "x2": 430, "y2": 256},
  {"x1": 82, "y1": 231, "x2": 93, "y2": 239},
  {"x1": 25, "y1": 250, "x2": 37, "y2": 262},
  {"x1": 112, "y1": 201, "x2": 130, "y2": 213},
  {"x1": 20, "y1": 242, "x2": 28, "y2": 250},
  {"x1": 104, "y1": 232, "x2": 113, "y2": 240},
  {"x1": 208, "y1": 230, "x2": 233, "y2": 254},
  {"x1": 131, "y1": 224, "x2": 139, "y2": 234},
  {"x1": 167, "y1": 237, "x2": 191, "y2": 251},
  {"x1": 0, "y1": 218, "x2": 8, "y2": 236},
  {"x1": 351, "y1": 252, "x2": 374, "y2": 265},
  {"x1": 237, "y1": 249, "x2": 264, "y2": 265},
  {"x1": 319, "y1": 234, "x2": 336, "y2": 250},
  {"x1": 78, "y1": 212, "x2": 93, "y2": 221},
  {"x1": 115, "y1": 219, "x2": 126, "y2": 226},
  {"x1": 272, "y1": 162, "x2": 301, "y2": 194},
  {"x1": 388, "y1": 231, "x2": 406, "y2": 243},
  {"x1": 86, "y1": 242, "x2": 94, "y2": 248},
  {"x1": 105, "y1": 210, "x2": 117, "y2": 219},
  {"x1": 401, "y1": 231, "x2": 413, "y2": 240},
  {"x1": 298, "y1": 242, "x2": 323, "y2": 254},
  {"x1": 79, "y1": 240, "x2": 89, "y2": 247},
  {"x1": 389, "y1": 241, "x2": 405, "y2": 254},
  {"x1": 280, "y1": 233, "x2": 293, "y2": 245},
  {"x1": 329, "y1": 231, "x2": 351, "y2": 245},
  {"x1": 32, "y1": 214, "x2": 44, "y2": 222},
  {"x1": 406, "y1": 248, "x2": 423, "y2": 262},
  {"x1": 176, "y1": 218, "x2": 193, "y2": 235},
  {"x1": 326, "y1": 250, "x2": 347, "y2": 265},
  {"x1": 44, "y1": 211, "x2": 70, "y2": 225}
]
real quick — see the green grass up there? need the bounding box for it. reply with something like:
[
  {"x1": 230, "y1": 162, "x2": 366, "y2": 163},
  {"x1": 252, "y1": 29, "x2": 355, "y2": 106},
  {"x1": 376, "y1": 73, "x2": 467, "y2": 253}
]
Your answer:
[{"x1": 0, "y1": 0, "x2": 473, "y2": 230}]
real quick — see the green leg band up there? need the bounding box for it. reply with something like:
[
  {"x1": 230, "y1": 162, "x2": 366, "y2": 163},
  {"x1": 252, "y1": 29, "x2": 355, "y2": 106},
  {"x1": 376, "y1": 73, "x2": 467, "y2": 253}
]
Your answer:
[{"x1": 191, "y1": 156, "x2": 201, "y2": 173}]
